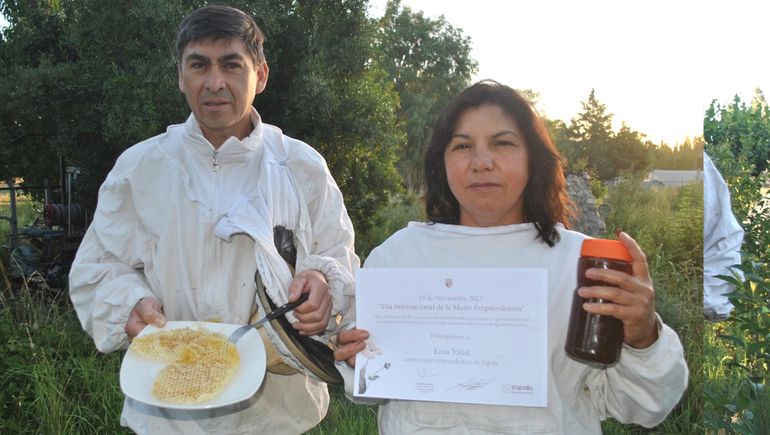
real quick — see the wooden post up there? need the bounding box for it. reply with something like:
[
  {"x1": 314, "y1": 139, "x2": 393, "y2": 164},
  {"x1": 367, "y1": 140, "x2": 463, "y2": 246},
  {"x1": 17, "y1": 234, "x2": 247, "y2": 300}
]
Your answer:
[
  {"x1": 7, "y1": 178, "x2": 18, "y2": 254},
  {"x1": 0, "y1": 255, "x2": 11, "y2": 292},
  {"x1": 1, "y1": 178, "x2": 18, "y2": 293}
]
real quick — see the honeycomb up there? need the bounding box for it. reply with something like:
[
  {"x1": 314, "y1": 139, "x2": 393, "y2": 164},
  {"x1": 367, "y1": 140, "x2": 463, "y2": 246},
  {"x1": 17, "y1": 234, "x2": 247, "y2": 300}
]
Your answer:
[
  {"x1": 130, "y1": 327, "x2": 240, "y2": 403},
  {"x1": 131, "y1": 327, "x2": 207, "y2": 362}
]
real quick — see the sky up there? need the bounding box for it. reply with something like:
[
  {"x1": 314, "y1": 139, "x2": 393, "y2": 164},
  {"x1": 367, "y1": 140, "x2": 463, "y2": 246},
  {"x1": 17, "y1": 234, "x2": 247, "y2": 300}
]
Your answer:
[
  {"x1": 369, "y1": 0, "x2": 770, "y2": 146},
  {"x1": 2, "y1": 2, "x2": 767, "y2": 145}
]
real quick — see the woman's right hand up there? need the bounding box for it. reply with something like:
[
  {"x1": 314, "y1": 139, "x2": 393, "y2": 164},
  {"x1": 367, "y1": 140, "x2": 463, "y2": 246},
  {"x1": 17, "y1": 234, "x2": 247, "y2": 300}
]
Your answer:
[{"x1": 334, "y1": 328, "x2": 370, "y2": 367}]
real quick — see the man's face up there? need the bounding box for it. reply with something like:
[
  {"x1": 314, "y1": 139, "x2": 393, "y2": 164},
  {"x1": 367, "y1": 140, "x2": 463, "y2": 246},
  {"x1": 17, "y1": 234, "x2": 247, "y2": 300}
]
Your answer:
[{"x1": 178, "y1": 38, "x2": 268, "y2": 145}]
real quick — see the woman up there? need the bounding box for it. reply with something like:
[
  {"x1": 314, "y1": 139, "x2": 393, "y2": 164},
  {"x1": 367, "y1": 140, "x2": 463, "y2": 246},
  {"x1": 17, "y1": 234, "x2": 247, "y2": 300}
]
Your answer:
[{"x1": 335, "y1": 80, "x2": 688, "y2": 434}]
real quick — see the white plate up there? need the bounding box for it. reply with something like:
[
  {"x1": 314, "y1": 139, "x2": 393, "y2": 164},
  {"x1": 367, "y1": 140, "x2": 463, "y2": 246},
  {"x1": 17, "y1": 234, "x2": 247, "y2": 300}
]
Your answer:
[{"x1": 120, "y1": 321, "x2": 266, "y2": 410}]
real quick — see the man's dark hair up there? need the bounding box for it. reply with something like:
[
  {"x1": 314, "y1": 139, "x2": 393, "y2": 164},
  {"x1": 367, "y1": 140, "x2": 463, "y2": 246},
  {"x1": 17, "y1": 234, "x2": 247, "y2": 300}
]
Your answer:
[
  {"x1": 175, "y1": 5, "x2": 265, "y2": 65},
  {"x1": 423, "y1": 80, "x2": 574, "y2": 246}
]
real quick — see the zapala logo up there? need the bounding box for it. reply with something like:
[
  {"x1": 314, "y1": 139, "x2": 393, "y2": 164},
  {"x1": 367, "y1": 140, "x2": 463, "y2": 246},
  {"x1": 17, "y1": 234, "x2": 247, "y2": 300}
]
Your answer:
[{"x1": 501, "y1": 383, "x2": 534, "y2": 393}]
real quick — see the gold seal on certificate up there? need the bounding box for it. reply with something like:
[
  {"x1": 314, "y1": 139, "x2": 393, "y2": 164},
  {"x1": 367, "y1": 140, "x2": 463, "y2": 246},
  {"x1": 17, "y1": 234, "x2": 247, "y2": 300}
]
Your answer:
[{"x1": 354, "y1": 268, "x2": 548, "y2": 407}]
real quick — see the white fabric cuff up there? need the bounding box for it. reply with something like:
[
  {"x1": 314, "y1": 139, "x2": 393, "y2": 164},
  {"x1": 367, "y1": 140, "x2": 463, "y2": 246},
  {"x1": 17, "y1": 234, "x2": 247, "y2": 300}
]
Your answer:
[
  {"x1": 101, "y1": 286, "x2": 156, "y2": 352},
  {"x1": 619, "y1": 314, "x2": 679, "y2": 364},
  {"x1": 299, "y1": 254, "x2": 349, "y2": 319},
  {"x1": 621, "y1": 313, "x2": 663, "y2": 353},
  {"x1": 704, "y1": 302, "x2": 734, "y2": 321}
]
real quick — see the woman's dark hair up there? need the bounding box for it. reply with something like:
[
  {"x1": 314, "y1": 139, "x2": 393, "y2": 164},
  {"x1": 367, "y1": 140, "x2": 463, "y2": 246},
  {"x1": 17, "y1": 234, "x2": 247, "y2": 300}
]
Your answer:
[
  {"x1": 424, "y1": 80, "x2": 574, "y2": 246},
  {"x1": 176, "y1": 5, "x2": 265, "y2": 65}
]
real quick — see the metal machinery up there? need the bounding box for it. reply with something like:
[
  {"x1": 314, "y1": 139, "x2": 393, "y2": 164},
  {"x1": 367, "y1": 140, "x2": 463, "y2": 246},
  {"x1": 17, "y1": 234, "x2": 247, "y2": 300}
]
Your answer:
[{"x1": 0, "y1": 165, "x2": 88, "y2": 289}]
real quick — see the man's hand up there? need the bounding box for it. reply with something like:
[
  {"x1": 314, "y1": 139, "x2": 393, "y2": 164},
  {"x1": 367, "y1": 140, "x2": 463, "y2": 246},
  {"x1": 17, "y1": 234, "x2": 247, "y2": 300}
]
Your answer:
[
  {"x1": 288, "y1": 269, "x2": 332, "y2": 335},
  {"x1": 125, "y1": 297, "x2": 166, "y2": 340}
]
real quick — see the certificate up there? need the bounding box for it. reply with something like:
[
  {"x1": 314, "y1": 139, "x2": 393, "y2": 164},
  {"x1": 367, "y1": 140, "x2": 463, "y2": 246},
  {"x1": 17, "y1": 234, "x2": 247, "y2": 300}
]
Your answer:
[{"x1": 354, "y1": 268, "x2": 548, "y2": 407}]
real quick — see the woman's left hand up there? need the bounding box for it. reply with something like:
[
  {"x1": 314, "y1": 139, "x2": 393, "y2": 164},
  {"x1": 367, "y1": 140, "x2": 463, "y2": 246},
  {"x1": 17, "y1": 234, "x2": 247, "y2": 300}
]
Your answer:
[
  {"x1": 578, "y1": 231, "x2": 658, "y2": 348},
  {"x1": 334, "y1": 328, "x2": 370, "y2": 367}
]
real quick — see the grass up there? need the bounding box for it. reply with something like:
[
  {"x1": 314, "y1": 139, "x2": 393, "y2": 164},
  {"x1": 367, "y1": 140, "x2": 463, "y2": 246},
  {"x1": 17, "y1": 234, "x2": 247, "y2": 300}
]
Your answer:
[
  {"x1": 0, "y1": 199, "x2": 40, "y2": 245},
  {"x1": 0, "y1": 277, "x2": 375, "y2": 434},
  {"x1": 0, "y1": 278, "x2": 128, "y2": 434},
  {"x1": 309, "y1": 386, "x2": 379, "y2": 434},
  {"x1": 0, "y1": 251, "x2": 700, "y2": 434},
  {"x1": 0, "y1": 181, "x2": 704, "y2": 433},
  {"x1": 602, "y1": 251, "x2": 704, "y2": 433},
  {"x1": 598, "y1": 180, "x2": 704, "y2": 433}
]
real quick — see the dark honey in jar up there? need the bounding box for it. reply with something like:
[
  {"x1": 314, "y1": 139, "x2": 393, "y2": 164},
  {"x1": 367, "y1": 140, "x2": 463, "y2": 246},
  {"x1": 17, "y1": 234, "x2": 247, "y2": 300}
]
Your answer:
[{"x1": 565, "y1": 238, "x2": 633, "y2": 367}]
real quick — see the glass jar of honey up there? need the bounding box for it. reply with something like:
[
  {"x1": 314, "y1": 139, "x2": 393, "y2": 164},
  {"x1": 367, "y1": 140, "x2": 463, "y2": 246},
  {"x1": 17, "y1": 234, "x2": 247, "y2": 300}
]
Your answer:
[{"x1": 565, "y1": 238, "x2": 632, "y2": 367}]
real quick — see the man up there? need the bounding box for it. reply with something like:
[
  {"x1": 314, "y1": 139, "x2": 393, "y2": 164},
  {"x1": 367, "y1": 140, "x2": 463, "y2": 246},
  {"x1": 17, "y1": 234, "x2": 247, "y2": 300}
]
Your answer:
[
  {"x1": 703, "y1": 152, "x2": 744, "y2": 321},
  {"x1": 69, "y1": 5, "x2": 358, "y2": 433}
]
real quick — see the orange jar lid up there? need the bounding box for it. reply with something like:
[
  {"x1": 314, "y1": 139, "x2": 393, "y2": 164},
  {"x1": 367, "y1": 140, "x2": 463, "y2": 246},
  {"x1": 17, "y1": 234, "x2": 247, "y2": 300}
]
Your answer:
[{"x1": 580, "y1": 239, "x2": 632, "y2": 263}]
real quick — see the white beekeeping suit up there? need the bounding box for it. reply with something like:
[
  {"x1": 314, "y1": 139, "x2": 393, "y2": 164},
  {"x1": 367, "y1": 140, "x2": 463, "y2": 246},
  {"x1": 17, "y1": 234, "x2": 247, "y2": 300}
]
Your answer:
[
  {"x1": 69, "y1": 111, "x2": 358, "y2": 434},
  {"x1": 703, "y1": 152, "x2": 744, "y2": 321}
]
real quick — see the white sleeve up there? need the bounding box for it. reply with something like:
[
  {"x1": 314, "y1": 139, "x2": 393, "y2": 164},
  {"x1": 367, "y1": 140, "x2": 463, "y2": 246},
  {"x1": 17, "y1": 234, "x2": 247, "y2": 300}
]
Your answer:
[
  {"x1": 583, "y1": 319, "x2": 689, "y2": 427},
  {"x1": 703, "y1": 153, "x2": 744, "y2": 320},
  {"x1": 292, "y1": 147, "x2": 360, "y2": 334},
  {"x1": 68, "y1": 166, "x2": 156, "y2": 353}
]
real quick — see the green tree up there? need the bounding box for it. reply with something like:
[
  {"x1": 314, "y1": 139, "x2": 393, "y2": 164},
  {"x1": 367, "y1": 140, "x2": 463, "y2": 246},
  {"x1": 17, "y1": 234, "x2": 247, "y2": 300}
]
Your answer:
[
  {"x1": 0, "y1": 0, "x2": 404, "y2": 256},
  {"x1": 648, "y1": 137, "x2": 704, "y2": 170},
  {"x1": 567, "y1": 90, "x2": 652, "y2": 180},
  {"x1": 706, "y1": 89, "x2": 770, "y2": 260},
  {"x1": 704, "y1": 89, "x2": 770, "y2": 175},
  {"x1": 547, "y1": 118, "x2": 573, "y2": 164},
  {"x1": 374, "y1": 0, "x2": 477, "y2": 190},
  {"x1": 705, "y1": 90, "x2": 770, "y2": 434},
  {"x1": 245, "y1": 0, "x2": 405, "y2": 255},
  {"x1": 0, "y1": 0, "x2": 189, "y2": 207},
  {"x1": 611, "y1": 122, "x2": 651, "y2": 175},
  {"x1": 567, "y1": 89, "x2": 616, "y2": 180}
]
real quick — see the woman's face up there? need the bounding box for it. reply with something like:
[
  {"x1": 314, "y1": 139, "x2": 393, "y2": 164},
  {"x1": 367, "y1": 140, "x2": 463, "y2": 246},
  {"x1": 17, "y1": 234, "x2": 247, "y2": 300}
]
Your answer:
[{"x1": 444, "y1": 104, "x2": 529, "y2": 227}]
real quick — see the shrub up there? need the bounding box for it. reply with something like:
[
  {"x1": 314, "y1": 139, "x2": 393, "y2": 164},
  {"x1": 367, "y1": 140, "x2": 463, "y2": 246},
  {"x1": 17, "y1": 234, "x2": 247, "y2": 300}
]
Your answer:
[
  {"x1": 601, "y1": 178, "x2": 703, "y2": 432},
  {"x1": 707, "y1": 261, "x2": 770, "y2": 433},
  {"x1": 356, "y1": 190, "x2": 424, "y2": 260},
  {"x1": 705, "y1": 112, "x2": 770, "y2": 433},
  {"x1": 604, "y1": 180, "x2": 703, "y2": 264}
]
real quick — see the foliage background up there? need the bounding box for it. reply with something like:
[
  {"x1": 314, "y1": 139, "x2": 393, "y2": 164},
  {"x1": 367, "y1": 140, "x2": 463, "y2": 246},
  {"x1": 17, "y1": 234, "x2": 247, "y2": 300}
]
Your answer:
[
  {"x1": 0, "y1": 0, "x2": 701, "y2": 256},
  {"x1": 703, "y1": 89, "x2": 770, "y2": 434},
  {"x1": 2, "y1": 0, "x2": 707, "y2": 433}
]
